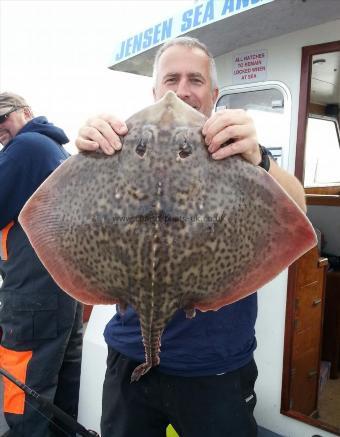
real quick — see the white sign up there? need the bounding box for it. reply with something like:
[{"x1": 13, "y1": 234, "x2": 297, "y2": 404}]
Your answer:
[
  {"x1": 111, "y1": 0, "x2": 275, "y2": 65},
  {"x1": 232, "y1": 49, "x2": 268, "y2": 84}
]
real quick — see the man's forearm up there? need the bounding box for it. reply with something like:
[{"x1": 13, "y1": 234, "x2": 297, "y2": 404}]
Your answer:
[{"x1": 268, "y1": 158, "x2": 307, "y2": 213}]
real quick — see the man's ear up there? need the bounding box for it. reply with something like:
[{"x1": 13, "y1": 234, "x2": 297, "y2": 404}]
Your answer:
[
  {"x1": 212, "y1": 88, "x2": 219, "y2": 104},
  {"x1": 23, "y1": 106, "x2": 33, "y2": 120}
]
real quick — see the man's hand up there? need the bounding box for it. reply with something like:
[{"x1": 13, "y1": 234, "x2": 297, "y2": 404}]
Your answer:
[
  {"x1": 202, "y1": 109, "x2": 306, "y2": 211},
  {"x1": 202, "y1": 109, "x2": 261, "y2": 165},
  {"x1": 75, "y1": 114, "x2": 128, "y2": 155}
]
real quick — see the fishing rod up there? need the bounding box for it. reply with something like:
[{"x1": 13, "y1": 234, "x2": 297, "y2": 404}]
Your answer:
[{"x1": 0, "y1": 367, "x2": 99, "y2": 437}]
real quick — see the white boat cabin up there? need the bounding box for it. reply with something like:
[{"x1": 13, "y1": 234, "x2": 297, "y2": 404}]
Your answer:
[{"x1": 78, "y1": 1, "x2": 340, "y2": 436}]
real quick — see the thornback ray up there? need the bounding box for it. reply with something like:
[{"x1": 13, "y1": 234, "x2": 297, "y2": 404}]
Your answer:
[{"x1": 19, "y1": 91, "x2": 316, "y2": 381}]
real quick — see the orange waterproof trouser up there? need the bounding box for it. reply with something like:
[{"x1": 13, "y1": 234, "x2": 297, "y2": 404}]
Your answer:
[{"x1": 0, "y1": 345, "x2": 32, "y2": 414}]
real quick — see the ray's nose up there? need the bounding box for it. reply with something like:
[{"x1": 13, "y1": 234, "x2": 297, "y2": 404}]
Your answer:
[{"x1": 154, "y1": 167, "x2": 166, "y2": 180}]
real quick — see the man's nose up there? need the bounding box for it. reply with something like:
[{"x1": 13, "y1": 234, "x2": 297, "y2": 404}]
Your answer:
[{"x1": 176, "y1": 79, "x2": 191, "y2": 99}]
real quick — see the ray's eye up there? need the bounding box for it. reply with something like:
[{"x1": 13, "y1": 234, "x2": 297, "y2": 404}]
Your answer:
[
  {"x1": 178, "y1": 139, "x2": 192, "y2": 159},
  {"x1": 136, "y1": 138, "x2": 146, "y2": 157},
  {"x1": 135, "y1": 129, "x2": 153, "y2": 157}
]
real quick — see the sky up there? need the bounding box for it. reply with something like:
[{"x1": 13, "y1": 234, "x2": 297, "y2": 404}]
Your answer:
[{"x1": 0, "y1": 0, "x2": 194, "y2": 152}]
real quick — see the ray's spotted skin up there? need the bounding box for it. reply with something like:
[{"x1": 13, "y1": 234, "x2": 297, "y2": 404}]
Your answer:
[{"x1": 19, "y1": 91, "x2": 316, "y2": 382}]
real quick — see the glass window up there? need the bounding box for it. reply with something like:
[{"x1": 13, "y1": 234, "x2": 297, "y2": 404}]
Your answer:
[
  {"x1": 304, "y1": 115, "x2": 340, "y2": 187},
  {"x1": 216, "y1": 84, "x2": 291, "y2": 168}
]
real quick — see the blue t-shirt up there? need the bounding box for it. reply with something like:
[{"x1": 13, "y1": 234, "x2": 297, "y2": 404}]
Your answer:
[{"x1": 104, "y1": 292, "x2": 257, "y2": 376}]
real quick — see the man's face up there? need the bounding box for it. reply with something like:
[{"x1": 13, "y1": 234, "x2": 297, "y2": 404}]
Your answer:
[
  {"x1": 0, "y1": 108, "x2": 28, "y2": 146},
  {"x1": 153, "y1": 45, "x2": 218, "y2": 118}
]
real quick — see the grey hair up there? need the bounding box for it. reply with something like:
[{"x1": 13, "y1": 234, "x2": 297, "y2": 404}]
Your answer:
[{"x1": 152, "y1": 36, "x2": 218, "y2": 91}]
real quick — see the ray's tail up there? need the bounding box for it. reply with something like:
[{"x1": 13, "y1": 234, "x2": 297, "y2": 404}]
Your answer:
[
  {"x1": 130, "y1": 318, "x2": 164, "y2": 382},
  {"x1": 130, "y1": 297, "x2": 181, "y2": 382}
]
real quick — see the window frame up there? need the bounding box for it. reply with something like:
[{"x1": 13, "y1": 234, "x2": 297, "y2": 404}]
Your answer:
[
  {"x1": 304, "y1": 113, "x2": 340, "y2": 188},
  {"x1": 215, "y1": 81, "x2": 292, "y2": 170}
]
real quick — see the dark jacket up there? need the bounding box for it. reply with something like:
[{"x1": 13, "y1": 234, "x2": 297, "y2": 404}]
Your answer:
[
  {"x1": 0, "y1": 116, "x2": 69, "y2": 228},
  {"x1": 0, "y1": 116, "x2": 72, "y2": 349}
]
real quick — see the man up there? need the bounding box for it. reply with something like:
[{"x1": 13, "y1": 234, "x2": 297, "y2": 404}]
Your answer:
[
  {"x1": 76, "y1": 37, "x2": 306, "y2": 437},
  {"x1": 0, "y1": 92, "x2": 83, "y2": 437}
]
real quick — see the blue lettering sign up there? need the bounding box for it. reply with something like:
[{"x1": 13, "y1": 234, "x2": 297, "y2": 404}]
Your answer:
[
  {"x1": 112, "y1": 0, "x2": 273, "y2": 66},
  {"x1": 222, "y1": 0, "x2": 233, "y2": 14},
  {"x1": 181, "y1": 8, "x2": 193, "y2": 32},
  {"x1": 161, "y1": 18, "x2": 172, "y2": 41},
  {"x1": 153, "y1": 23, "x2": 161, "y2": 45},
  {"x1": 143, "y1": 27, "x2": 153, "y2": 49},
  {"x1": 203, "y1": 0, "x2": 214, "y2": 24},
  {"x1": 133, "y1": 33, "x2": 143, "y2": 54},
  {"x1": 237, "y1": 0, "x2": 251, "y2": 8},
  {"x1": 222, "y1": 0, "x2": 257, "y2": 15},
  {"x1": 181, "y1": 1, "x2": 215, "y2": 32},
  {"x1": 193, "y1": 4, "x2": 203, "y2": 27},
  {"x1": 125, "y1": 37, "x2": 133, "y2": 57},
  {"x1": 115, "y1": 40, "x2": 125, "y2": 61}
]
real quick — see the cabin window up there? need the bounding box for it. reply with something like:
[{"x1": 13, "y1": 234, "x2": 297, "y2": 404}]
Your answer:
[
  {"x1": 216, "y1": 84, "x2": 291, "y2": 167},
  {"x1": 304, "y1": 115, "x2": 340, "y2": 187}
]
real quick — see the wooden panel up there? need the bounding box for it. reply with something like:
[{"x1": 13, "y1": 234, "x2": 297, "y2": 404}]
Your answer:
[
  {"x1": 294, "y1": 282, "x2": 323, "y2": 328},
  {"x1": 305, "y1": 186, "x2": 340, "y2": 195},
  {"x1": 283, "y1": 246, "x2": 328, "y2": 417},
  {"x1": 293, "y1": 314, "x2": 323, "y2": 353},
  {"x1": 309, "y1": 103, "x2": 325, "y2": 115},
  {"x1": 285, "y1": 36, "x2": 340, "y2": 434},
  {"x1": 290, "y1": 348, "x2": 320, "y2": 415},
  {"x1": 322, "y1": 271, "x2": 340, "y2": 378},
  {"x1": 295, "y1": 246, "x2": 324, "y2": 287},
  {"x1": 306, "y1": 194, "x2": 340, "y2": 206}
]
